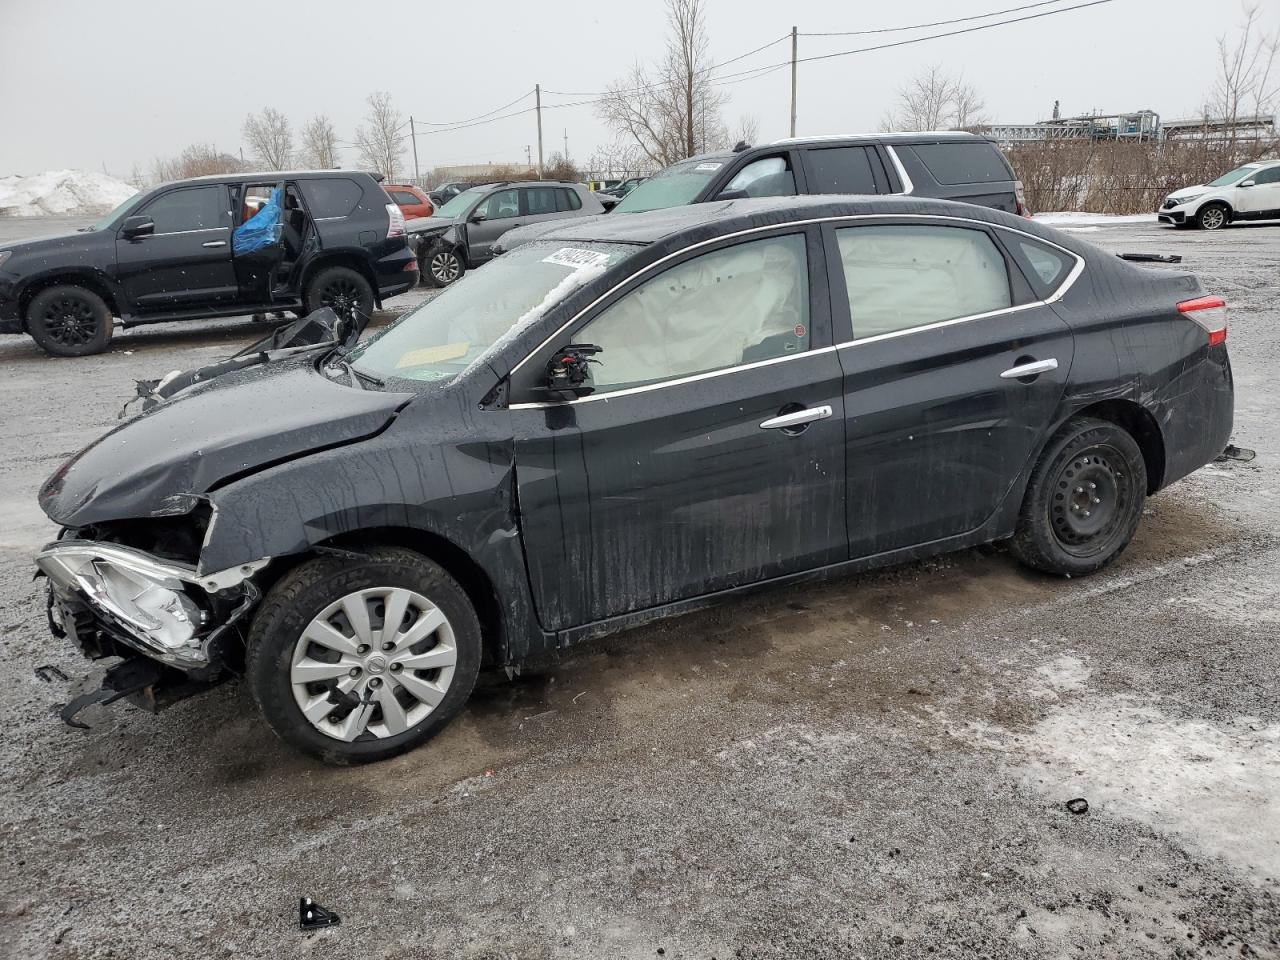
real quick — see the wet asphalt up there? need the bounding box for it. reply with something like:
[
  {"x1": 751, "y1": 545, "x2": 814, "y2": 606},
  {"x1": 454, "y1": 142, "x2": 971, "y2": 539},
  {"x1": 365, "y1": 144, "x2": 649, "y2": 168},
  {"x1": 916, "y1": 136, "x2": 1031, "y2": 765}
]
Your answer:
[{"x1": 0, "y1": 214, "x2": 1277, "y2": 959}]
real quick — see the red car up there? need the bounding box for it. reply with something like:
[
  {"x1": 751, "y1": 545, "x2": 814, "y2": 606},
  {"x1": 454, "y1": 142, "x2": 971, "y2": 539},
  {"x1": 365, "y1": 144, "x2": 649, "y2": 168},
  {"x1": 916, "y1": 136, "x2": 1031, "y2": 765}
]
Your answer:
[{"x1": 384, "y1": 184, "x2": 434, "y2": 220}]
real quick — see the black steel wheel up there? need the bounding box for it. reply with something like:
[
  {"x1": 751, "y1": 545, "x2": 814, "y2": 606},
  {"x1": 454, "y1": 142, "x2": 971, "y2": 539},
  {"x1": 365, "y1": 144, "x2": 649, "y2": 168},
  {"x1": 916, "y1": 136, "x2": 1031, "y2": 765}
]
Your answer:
[
  {"x1": 1009, "y1": 416, "x2": 1147, "y2": 576},
  {"x1": 423, "y1": 247, "x2": 464, "y2": 288},
  {"x1": 304, "y1": 266, "x2": 374, "y2": 319},
  {"x1": 26, "y1": 285, "x2": 113, "y2": 357}
]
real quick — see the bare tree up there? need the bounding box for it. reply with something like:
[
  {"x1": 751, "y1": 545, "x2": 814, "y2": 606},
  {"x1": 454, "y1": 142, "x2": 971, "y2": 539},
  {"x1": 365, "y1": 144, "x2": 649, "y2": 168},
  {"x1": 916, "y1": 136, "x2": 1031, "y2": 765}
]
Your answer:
[
  {"x1": 733, "y1": 115, "x2": 760, "y2": 147},
  {"x1": 586, "y1": 140, "x2": 652, "y2": 179},
  {"x1": 597, "y1": 0, "x2": 727, "y2": 166},
  {"x1": 1204, "y1": 3, "x2": 1280, "y2": 148},
  {"x1": 152, "y1": 143, "x2": 243, "y2": 182},
  {"x1": 354, "y1": 92, "x2": 405, "y2": 181},
  {"x1": 242, "y1": 107, "x2": 293, "y2": 170},
  {"x1": 881, "y1": 66, "x2": 987, "y2": 132},
  {"x1": 300, "y1": 115, "x2": 338, "y2": 169},
  {"x1": 542, "y1": 151, "x2": 582, "y2": 182}
]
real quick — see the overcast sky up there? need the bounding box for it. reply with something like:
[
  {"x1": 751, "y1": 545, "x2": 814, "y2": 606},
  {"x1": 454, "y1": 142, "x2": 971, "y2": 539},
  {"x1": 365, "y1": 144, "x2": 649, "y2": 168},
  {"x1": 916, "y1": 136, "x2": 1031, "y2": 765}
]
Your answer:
[{"x1": 0, "y1": 0, "x2": 1272, "y2": 180}]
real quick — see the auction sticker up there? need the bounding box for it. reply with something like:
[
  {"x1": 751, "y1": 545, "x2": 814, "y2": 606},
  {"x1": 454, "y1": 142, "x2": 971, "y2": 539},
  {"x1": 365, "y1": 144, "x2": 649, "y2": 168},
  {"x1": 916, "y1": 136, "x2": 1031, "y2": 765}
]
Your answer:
[
  {"x1": 694, "y1": 162, "x2": 723, "y2": 172},
  {"x1": 543, "y1": 248, "x2": 611, "y2": 269}
]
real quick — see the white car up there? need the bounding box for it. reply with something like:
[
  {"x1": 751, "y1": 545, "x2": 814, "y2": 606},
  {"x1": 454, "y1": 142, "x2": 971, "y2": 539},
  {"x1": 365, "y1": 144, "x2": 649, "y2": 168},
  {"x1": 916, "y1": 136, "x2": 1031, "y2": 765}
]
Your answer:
[{"x1": 1158, "y1": 159, "x2": 1280, "y2": 230}]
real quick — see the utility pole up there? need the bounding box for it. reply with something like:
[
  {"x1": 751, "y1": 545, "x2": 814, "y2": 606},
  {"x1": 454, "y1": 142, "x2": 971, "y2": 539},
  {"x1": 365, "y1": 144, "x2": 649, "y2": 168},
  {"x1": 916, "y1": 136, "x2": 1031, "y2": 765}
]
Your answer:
[
  {"x1": 535, "y1": 84, "x2": 544, "y2": 177},
  {"x1": 525, "y1": 145, "x2": 532, "y2": 169},
  {"x1": 409, "y1": 116, "x2": 420, "y2": 184},
  {"x1": 789, "y1": 26, "x2": 798, "y2": 138},
  {"x1": 563, "y1": 128, "x2": 569, "y2": 161}
]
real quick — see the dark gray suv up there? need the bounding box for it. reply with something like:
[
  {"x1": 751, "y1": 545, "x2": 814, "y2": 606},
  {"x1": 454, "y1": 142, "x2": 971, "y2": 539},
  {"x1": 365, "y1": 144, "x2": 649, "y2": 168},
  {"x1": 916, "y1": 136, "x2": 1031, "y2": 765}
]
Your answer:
[{"x1": 407, "y1": 181, "x2": 605, "y2": 287}]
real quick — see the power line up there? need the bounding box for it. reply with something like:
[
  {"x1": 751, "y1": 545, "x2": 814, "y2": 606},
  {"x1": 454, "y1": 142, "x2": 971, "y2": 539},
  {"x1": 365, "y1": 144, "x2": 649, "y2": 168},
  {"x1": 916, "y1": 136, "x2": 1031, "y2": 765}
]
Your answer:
[
  {"x1": 713, "y1": 0, "x2": 1116, "y2": 82},
  {"x1": 800, "y1": 0, "x2": 1077, "y2": 36},
  {"x1": 412, "y1": 90, "x2": 535, "y2": 127}
]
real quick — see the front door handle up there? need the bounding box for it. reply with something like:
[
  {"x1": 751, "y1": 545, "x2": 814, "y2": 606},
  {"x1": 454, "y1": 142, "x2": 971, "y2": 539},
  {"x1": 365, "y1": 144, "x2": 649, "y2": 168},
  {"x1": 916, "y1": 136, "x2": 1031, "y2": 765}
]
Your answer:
[
  {"x1": 760, "y1": 405, "x2": 833, "y2": 431},
  {"x1": 202, "y1": 240, "x2": 228, "y2": 248},
  {"x1": 1000, "y1": 357, "x2": 1058, "y2": 380}
]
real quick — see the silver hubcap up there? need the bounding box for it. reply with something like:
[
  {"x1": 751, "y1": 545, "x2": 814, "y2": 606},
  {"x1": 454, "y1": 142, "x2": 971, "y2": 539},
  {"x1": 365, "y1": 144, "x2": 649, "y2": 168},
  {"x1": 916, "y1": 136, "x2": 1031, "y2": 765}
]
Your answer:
[
  {"x1": 1202, "y1": 207, "x2": 1225, "y2": 229},
  {"x1": 430, "y1": 252, "x2": 460, "y2": 283},
  {"x1": 290, "y1": 587, "x2": 457, "y2": 742}
]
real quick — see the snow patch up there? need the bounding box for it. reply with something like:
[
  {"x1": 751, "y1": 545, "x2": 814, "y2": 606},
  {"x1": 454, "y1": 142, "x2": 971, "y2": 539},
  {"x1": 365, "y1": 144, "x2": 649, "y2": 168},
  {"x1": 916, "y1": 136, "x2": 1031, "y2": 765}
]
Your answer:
[
  {"x1": 1026, "y1": 654, "x2": 1091, "y2": 700},
  {"x1": 1033, "y1": 212, "x2": 1155, "y2": 227},
  {"x1": 0, "y1": 169, "x2": 137, "y2": 217}
]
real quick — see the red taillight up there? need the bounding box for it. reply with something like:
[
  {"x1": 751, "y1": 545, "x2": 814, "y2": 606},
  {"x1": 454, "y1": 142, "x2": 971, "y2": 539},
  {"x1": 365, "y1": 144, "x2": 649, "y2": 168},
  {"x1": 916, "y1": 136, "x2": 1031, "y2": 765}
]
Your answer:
[
  {"x1": 1178, "y1": 295, "x2": 1227, "y2": 346},
  {"x1": 1014, "y1": 179, "x2": 1032, "y2": 218}
]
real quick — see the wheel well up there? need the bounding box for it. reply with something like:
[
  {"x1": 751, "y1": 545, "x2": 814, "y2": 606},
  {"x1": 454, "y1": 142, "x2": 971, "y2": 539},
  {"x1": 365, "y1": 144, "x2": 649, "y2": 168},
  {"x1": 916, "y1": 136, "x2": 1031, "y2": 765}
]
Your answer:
[
  {"x1": 1074, "y1": 399, "x2": 1165, "y2": 493},
  {"x1": 18, "y1": 274, "x2": 120, "y2": 328},
  {"x1": 302, "y1": 527, "x2": 506, "y2": 665},
  {"x1": 1199, "y1": 198, "x2": 1232, "y2": 217},
  {"x1": 301, "y1": 253, "x2": 379, "y2": 304}
]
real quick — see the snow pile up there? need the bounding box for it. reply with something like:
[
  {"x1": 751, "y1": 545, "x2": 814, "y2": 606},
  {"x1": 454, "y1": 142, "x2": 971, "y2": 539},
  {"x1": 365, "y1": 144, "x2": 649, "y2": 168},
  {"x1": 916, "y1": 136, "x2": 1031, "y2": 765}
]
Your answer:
[{"x1": 0, "y1": 169, "x2": 137, "y2": 217}]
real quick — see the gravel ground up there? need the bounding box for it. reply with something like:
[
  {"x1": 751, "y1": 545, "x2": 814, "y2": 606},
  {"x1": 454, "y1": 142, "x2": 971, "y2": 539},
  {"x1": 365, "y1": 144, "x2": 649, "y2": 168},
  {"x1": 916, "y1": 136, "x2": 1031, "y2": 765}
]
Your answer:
[{"x1": 0, "y1": 215, "x2": 1277, "y2": 960}]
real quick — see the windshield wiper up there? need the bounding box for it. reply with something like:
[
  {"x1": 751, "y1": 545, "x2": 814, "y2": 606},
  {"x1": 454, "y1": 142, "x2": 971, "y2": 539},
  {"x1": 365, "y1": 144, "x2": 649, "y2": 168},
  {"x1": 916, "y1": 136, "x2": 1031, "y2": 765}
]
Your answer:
[{"x1": 330, "y1": 356, "x2": 384, "y2": 389}]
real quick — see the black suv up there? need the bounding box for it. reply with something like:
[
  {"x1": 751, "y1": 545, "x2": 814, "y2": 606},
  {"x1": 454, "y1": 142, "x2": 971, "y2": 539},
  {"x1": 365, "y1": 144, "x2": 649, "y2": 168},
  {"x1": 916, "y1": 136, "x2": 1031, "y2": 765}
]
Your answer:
[
  {"x1": 612, "y1": 132, "x2": 1028, "y2": 215},
  {"x1": 0, "y1": 171, "x2": 417, "y2": 356}
]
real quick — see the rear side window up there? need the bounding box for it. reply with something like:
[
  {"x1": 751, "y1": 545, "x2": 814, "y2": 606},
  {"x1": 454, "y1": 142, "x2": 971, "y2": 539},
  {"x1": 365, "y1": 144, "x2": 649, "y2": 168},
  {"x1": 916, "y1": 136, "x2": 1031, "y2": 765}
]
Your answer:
[
  {"x1": 910, "y1": 143, "x2": 1011, "y2": 185},
  {"x1": 389, "y1": 190, "x2": 419, "y2": 205},
  {"x1": 1252, "y1": 166, "x2": 1280, "y2": 185},
  {"x1": 556, "y1": 188, "x2": 582, "y2": 212},
  {"x1": 139, "y1": 186, "x2": 228, "y2": 233},
  {"x1": 806, "y1": 146, "x2": 880, "y2": 194},
  {"x1": 299, "y1": 178, "x2": 363, "y2": 218},
  {"x1": 524, "y1": 187, "x2": 558, "y2": 215},
  {"x1": 1012, "y1": 235, "x2": 1074, "y2": 289},
  {"x1": 834, "y1": 225, "x2": 1011, "y2": 339}
]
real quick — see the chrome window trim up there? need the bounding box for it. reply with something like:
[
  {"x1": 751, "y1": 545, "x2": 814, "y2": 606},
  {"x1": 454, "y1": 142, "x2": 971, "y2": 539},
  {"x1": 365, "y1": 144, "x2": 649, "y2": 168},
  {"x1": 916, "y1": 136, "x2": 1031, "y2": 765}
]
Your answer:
[
  {"x1": 505, "y1": 214, "x2": 1084, "y2": 410},
  {"x1": 147, "y1": 226, "x2": 229, "y2": 238},
  {"x1": 884, "y1": 146, "x2": 914, "y2": 195}
]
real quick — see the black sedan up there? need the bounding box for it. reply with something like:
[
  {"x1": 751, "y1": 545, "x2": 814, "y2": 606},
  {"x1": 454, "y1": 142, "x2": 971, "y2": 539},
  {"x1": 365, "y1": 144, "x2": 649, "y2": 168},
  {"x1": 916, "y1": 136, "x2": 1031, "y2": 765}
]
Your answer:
[{"x1": 35, "y1": 196, "x2": 1233, "y2": 764}]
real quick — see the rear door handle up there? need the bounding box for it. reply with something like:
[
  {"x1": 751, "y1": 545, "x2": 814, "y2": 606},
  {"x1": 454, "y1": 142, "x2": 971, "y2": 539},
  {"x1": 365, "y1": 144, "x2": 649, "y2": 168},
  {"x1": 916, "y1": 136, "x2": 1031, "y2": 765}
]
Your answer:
[
  {"x1": 1000, "y1": 358, "x2": 1058, "y2": 380},
  {"x1": 760, "y1": 405, "x2": 833, "y2": 430},
  {"x1": 202, "y1": 240, "x2": 227, "y2": 248}
]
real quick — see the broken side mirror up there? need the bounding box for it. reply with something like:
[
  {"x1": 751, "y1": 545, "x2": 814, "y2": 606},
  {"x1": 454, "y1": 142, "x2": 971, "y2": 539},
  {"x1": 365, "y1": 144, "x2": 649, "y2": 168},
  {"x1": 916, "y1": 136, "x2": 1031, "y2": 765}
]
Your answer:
[
  {"x1": 541, "y1": 344, "x2": 601, "y2": 399},
  {"x1": 121, "y1": 215, "x2": 154, "y2": 240}
]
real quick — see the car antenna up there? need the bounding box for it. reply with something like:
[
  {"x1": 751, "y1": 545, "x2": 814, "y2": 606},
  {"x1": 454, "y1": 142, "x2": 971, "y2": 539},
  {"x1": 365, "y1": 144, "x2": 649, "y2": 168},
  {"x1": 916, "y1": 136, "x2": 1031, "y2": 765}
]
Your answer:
[{"x1": 733, "y1": 140, "x2": 751, "y2": 153}]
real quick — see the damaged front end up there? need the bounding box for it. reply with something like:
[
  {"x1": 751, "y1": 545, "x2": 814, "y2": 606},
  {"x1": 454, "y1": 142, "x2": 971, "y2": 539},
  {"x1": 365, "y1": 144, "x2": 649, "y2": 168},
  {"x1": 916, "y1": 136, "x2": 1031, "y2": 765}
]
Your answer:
[{"x1": 36, "y1": 535, "x2": 268, "y2": 726}]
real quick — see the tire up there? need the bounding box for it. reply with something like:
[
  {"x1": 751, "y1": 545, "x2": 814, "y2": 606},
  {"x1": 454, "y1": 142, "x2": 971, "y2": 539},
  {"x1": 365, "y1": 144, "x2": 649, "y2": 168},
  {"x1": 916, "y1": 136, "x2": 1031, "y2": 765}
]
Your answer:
[
  {"x1": 245, "y1": 547, "x2": 482, "y2": 765},
  {"x1": 303, "y1": 266, "x2": 375, "y2": 319},
  {"x1": 422, "y1": 246, "x2": 465, "y2": 288},
  {"x1": 1008, "y1": 416, "x2": 1147, "y2": 577},
  {"x1": 26, "y1": 285, "x2": 113, "y2": 357},
  {"x1": 1195, "y1": 202, "x2": 1229, "y2": 231}
]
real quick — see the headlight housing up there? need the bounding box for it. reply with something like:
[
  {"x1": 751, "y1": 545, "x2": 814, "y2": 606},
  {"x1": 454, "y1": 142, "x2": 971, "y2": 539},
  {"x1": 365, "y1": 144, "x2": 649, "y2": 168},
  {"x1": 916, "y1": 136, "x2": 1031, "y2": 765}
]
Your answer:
[
  {"x1": 1171, "y1": 193, "x2": 1203, "y2": 206},
  {"x1": 0, "y1": 250, "x2": 11, "y2": 270}
]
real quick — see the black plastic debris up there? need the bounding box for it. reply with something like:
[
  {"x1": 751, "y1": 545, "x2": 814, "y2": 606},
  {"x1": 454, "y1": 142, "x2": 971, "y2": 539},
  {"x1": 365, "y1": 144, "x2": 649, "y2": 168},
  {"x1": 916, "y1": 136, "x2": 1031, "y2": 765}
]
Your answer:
[
  {"x1": 1217, "y1": 444, "x2": 1256, "y2": 463},
  {"x1": 1116, "y1": 252, "x2": 1182, "y2": 264},
  {"x1": 299, "y1": 897, "x2": 340, "y2": 932},
  {"x1": 34, "y1": 664, "x2": 69, "y2": 683},
  {"x1": 1066, "y1": 797, "x2": 1090, "y2": 815},
  {"x1": 60, "y1": 658, "x2": 163, "y2": 730}
]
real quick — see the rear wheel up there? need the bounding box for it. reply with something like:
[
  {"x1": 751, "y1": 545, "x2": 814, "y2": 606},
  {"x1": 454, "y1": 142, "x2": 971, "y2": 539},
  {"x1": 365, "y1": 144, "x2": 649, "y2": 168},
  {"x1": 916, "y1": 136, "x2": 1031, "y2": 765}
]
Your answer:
[
  {"x1": 423, "y1": 247, "x2": 464, "y2": 287},
  {"x1": 26, "y1": 285, "x2": 113, "y2": 357},
  {"x1": 246, "y1": 547, "x2": 482, "y2": 765},
  {"x1": 1196, "y1": 202, "x2": 1229, "y2": 231},
  {"x1": 1009, "y1": 417, "x2": 1147, "y2": 577},
  {"x1": 304, "y1": 266, "x2": 374, "y2": 319}
]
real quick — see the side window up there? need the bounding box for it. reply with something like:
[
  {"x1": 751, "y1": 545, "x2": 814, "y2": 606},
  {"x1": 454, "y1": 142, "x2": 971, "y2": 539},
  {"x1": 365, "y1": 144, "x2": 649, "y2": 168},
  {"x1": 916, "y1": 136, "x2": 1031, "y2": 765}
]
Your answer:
[
  {"x1": 524, "y1": 187, "x2": 559, "y2": 215},
  {"x1": 581, "y1": 234, "x2": 810, "y2": 392},
  {"x1": 556, "y1": 188, "x2": 582, "y2": 212},
  {"x1": 298, "y1": 178, "x2": 362, "y2": 218},
  {"x1": 835, "y1": 225, "x2": 1011, "y2": 339},
  {"x1": 138, "y1": 186, "x2": 228, "y2": 233},
  {"x1": 478, "y1": 188, "x2": 520, "y2": 220},
  {"x1": 806, "y1": 147, "x2": 879, "y2": 194},
  {"x1": 1251, "y1": 166, "x2": 1280, "y2": 185},
  {"x1": 1011, "y1": 235, "x2": 1074, "y2": 290},
  {"x1": 719, "y1": 156, "x2": 796, "y2": 199},
  {"x1": 390, "y1": 190, "x2": 419, "y2": 205},
  {"x1": 909, "y1": 143, "x2": 1012, "y2": 185}
]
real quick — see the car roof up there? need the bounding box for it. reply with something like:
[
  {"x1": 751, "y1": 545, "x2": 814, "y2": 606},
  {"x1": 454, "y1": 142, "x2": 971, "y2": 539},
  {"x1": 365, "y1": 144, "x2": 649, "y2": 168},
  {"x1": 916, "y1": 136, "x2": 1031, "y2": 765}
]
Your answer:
[
  {"x1": 518, "y1": 194, "x2": 1063, "y2": 248},
  {"x1": 158, "y1": 170, "x2": 380, "y2": 188},
  {"x1": 770, "y1": 130, "x2": 987, "y2": 145}
]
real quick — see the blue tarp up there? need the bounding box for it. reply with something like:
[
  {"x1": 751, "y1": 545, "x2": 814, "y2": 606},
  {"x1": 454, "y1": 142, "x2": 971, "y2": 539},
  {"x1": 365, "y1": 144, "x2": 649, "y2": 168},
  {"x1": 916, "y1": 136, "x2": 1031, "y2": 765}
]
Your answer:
[{"x1": 232, "y1": 188, "x2": 283, "y2": 255}]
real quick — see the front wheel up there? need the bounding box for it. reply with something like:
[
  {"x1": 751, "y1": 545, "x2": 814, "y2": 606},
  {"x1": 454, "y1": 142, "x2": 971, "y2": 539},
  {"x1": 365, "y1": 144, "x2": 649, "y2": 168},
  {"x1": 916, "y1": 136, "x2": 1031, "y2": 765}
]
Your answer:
[
  {"x1": 1009, "y1": 417, "x2": 1147, "y2": 577},
  {"x1": 26, "y1": 285, "x2": 113, "y2": 357},
  {"x1": 303, "y1": 266, "x2": 375, "y2": 319},
  {"x1": 245, "y1": 547, "x2": 482, "y2": 764},
  {"x1": 422, "y1": 246, "x2": 464, "y2": 288},
  {"x1": 1196, "y1": 202, "x2": 1229, "y2": 231}
]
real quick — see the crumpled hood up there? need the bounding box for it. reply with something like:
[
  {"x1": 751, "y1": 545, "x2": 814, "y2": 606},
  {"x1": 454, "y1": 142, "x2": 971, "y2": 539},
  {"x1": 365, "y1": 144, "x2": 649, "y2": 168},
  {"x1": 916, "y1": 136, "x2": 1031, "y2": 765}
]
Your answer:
[
  {"x1": 407, "y1": 215, "x2": 456, "y2": 235},
  {"x1": 39, "y1": 357, "x2": 412, "y2": 527}
]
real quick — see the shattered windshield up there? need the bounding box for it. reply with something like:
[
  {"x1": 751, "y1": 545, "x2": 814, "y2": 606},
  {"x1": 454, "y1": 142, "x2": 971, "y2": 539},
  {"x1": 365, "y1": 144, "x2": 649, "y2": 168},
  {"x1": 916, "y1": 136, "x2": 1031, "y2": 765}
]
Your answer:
[
  {"x1": 613, "y1": 157, "x2": 728, "y2": 212},
  {"x1": 348, "y1": 240, "x2": 638, "y2": 383}
]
